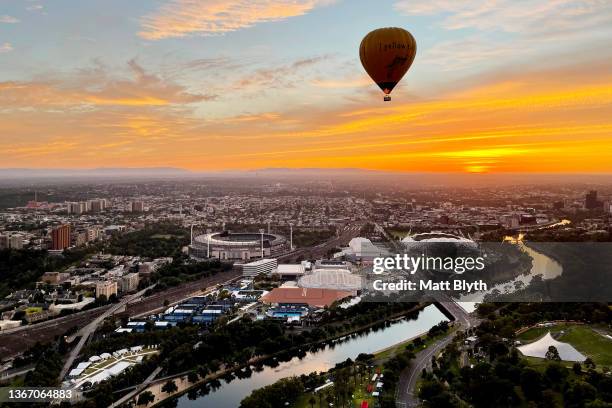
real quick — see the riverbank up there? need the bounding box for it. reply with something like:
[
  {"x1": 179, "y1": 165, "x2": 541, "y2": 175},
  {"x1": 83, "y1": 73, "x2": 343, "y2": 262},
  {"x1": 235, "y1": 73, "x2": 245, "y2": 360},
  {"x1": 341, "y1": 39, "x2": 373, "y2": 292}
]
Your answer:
[{"x1": 123, "y1": 302, "x2": 436, "y2": 407}]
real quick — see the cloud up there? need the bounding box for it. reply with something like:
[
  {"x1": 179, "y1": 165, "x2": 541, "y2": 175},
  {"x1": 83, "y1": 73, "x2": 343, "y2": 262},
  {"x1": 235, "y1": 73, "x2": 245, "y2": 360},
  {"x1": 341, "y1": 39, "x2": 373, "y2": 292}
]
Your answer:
[
  {"x1": 420, "y1": 36, "x2": 524, "y2": 71},
  {"x1": 395, "y1": 0, "x2": 612, "y2": 72},
  {"x1": 0, "y1": 43, "x2": 13, "y2": 53},
  {"x1": 395, "y1": 0, "x2": 612, "y2": 35},
  {"x1": 0, "y1": 59, "x2": 215, "y2": 109},
  {"x1": 139, "y1": 0, "x2": 335, "y2": 40},
  {"x1": 26, "y1": 5, "x2": 44, "y2": 12},
  {"x1": 233, "y1": 55, "x2": 332, "y2": 90},
  {"x1": 0, "y1": 15, "x2": 19, "y2": 23}
]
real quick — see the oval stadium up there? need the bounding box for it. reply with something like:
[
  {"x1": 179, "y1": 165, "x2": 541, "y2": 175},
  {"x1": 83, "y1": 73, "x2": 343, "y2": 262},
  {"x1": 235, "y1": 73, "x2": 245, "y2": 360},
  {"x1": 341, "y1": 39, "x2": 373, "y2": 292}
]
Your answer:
[
  {"x1": 190, "y1": 231, "x2": 288, "y2": 261},
  {"x1": 402, "y1": 232, "x2": 479, "y2": 259}
]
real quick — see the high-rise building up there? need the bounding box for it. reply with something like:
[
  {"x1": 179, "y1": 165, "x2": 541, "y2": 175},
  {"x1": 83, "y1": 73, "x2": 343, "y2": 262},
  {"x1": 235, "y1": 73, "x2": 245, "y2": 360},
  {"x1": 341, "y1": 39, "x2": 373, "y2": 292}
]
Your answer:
[
  {"x1": 90, "y1": 199, "x2": 104, "y2": 213},
  {"x1": 585, "y1": 190, "x2": 601, "y2": 210},
  {"x1": 130, "y1": 201, "x2": 145, "y2": 212},
  {"x1": 120, "y1": 273, "x2": 139, "y2": 293},
  {"x1": 51, "y1": 224, "x2": 71, "y2": 250}
]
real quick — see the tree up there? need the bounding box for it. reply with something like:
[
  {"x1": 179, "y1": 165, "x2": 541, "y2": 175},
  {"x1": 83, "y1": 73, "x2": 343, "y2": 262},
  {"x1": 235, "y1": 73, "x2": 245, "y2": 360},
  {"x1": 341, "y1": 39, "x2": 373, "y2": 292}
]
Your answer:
[
  {"x1": 584, "y1": 357, "x2": 596, "y2": 370},
  {"x1": 572, "y1": 362, "x2": 582, "y2": 375},
  {"x1": 137, "y1": 391, "x2": 155, "y2": 406},
  {"x1": 520, "y1": 368, "x2": 543, "y2": 401},
  {"x1": 187, "y1": 371, "x2": 199, "y2": 383},
  {"x1": 161, "y1": 380, "x2": 178, "y2": 394},
  {"x1": 308, "y1": 395, "x2": 316, "y2": 408},
  {"x1": 545, "y1": 346, "x2": 561, "y2": 361}
]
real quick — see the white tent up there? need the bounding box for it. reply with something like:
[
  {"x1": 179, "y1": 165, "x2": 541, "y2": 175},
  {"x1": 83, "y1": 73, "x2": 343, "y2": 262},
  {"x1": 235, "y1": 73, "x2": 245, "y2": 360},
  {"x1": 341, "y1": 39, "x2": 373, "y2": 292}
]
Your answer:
[{"x1": 517, "y1": 332, "x2": 586, "y2": 362}]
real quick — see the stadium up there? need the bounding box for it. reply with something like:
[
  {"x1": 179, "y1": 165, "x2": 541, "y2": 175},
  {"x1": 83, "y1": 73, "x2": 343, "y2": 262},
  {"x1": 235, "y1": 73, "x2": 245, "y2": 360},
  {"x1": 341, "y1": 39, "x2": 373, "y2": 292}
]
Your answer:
[
  {"x1": 402, "y1": 232, "x2": 478, "y2": 249},
  {"x1": 401, "y1": 232, "x2": 479, "y2": 262},
  {"x1": 189, "y1": 231, "x2": 288, "y2": 261}
]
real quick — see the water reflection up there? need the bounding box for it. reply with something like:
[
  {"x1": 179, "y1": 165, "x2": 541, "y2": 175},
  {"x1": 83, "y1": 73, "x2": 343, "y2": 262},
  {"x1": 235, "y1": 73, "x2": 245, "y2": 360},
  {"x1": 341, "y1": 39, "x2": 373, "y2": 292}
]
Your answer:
[
  {"x1": 459, "y1": 237, "x2": 563, "y2": 302},
  {"x1": 176, "y1": 304, "x2": 447, "y2": 408}
]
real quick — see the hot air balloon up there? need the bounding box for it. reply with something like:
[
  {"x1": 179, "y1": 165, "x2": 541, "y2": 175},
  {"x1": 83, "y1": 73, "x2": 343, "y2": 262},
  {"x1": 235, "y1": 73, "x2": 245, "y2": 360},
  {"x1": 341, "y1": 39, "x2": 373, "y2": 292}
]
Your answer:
[{"x1": 359, "y1": 27, "x2": 416, "y2": 101}]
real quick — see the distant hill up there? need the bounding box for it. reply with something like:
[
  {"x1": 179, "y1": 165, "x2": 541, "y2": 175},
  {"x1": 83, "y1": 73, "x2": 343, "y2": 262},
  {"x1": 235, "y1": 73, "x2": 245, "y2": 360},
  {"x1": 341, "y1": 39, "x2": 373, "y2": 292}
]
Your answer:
[
  {"x1": 0, "y1": 167, "x2": 191, "y2": 179},
  {"x1": 0, "y1": 167, "x2": 609, "y2": 187}
]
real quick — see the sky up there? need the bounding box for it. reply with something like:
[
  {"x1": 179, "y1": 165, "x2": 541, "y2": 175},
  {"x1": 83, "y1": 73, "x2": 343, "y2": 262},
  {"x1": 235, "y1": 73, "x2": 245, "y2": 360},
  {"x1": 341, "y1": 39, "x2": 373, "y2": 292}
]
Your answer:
[{"x1": 1, "y1": 0, "x2": 612, "y2": 173}]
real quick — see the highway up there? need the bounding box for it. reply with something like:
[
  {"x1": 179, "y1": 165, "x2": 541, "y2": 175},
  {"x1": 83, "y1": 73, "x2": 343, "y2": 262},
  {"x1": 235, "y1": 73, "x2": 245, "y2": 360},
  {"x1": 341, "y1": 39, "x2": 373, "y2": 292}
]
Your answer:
[{"x1": 396, "y1": 299, "x2": 478, "y2": 408}]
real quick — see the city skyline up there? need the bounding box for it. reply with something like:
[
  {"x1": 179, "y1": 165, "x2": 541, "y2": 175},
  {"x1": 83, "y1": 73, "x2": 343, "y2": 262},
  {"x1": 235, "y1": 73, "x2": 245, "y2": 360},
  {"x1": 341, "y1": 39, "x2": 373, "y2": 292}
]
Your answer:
[{"x1": 1, "y1": 0, "x2": 612, "y2": 173}]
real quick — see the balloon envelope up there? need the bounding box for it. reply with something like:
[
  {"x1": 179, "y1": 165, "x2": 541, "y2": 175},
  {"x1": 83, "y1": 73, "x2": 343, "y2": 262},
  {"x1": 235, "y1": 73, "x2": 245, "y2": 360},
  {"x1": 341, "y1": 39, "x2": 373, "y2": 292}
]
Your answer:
[{"x1": 359, "y1": 27, "x2": 416, "y2": 95}]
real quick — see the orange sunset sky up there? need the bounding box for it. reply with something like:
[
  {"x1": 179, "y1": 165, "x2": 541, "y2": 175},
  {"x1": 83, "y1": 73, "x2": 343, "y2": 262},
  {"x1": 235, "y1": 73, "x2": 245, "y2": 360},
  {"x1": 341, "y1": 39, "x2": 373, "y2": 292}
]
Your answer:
[{"x1": 1, "y1": 0, "x2": 612, "y2": 173}]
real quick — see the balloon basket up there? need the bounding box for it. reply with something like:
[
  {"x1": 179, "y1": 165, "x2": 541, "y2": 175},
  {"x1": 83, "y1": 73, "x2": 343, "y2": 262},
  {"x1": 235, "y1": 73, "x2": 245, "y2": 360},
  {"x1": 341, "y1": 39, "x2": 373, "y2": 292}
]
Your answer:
[{"x1": 384, "y1": 95, "x2": 391, "y2": 102}]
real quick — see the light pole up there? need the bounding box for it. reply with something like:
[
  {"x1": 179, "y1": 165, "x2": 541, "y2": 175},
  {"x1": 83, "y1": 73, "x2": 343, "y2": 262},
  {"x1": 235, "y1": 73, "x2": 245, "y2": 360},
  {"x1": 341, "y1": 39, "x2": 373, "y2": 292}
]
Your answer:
[
  {"x1": 259, "y1": 228, "x2": 264, "y2": 258},
  {"x1": 206, "y1": 228, "x2": 211, "y2": 258}
]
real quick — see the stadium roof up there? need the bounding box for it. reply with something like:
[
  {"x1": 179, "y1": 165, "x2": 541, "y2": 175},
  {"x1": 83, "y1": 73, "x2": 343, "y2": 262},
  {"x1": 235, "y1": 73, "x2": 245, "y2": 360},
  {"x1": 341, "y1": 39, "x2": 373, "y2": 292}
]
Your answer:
[
  {"x1": 517, "y1": 332, "x2": 586, "y2": 362},
  {"x1": 298, "y1": 269, "x2": 363, "y2": 291},
  {"x1": 260, "y1": 287, "x2": 352, "y2": 308}
]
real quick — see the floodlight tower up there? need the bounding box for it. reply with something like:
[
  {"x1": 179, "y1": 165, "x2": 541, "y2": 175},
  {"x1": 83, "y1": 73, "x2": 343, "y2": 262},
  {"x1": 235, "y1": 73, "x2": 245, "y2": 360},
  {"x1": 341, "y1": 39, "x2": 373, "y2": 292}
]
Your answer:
[
  {"x1": 206, "y1": 228, "x2": 211, "y2": 258},
  {"x1": 259, "y1": 228, "x2": 264, "y2": 258}
]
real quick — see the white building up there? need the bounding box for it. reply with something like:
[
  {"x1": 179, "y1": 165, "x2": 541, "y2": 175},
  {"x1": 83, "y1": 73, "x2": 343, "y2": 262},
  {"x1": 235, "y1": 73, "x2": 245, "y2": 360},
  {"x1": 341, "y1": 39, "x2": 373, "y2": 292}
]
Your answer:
[
  {"x1": 242, "y1": 258, "x2": 278, "y2": 278},
  {"x1": 273, "y1": 264, "x2": 305, "y2": 280}
]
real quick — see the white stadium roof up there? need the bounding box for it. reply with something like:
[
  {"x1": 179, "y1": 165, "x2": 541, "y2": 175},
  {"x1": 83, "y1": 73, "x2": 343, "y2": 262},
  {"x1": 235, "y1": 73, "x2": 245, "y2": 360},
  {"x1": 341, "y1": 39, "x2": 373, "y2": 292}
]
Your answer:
[
  {"x1": 298, "y1": 269, "x2": 362, "y2": 291},
  {"x1": 517, "y1": 332, "x2": 586, "y2": 362},
  {"x1": 275, "y1": 264, "x2": 306, "y2": 276}
]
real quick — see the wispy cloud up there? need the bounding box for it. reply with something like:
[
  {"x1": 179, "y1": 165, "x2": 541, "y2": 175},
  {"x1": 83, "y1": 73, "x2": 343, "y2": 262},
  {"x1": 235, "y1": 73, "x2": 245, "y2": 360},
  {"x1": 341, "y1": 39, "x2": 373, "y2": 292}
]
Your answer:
[
  {"x1": 0, "y1": 15, "x2": 19, "y2": 23},
  {"x1": 395, "y1": 0, "x2": 612, "y2": 34},
  {"x1": 395, "y1": 0, "x2": 612, "y2": 72},
  {"x1": 233, "y1": 55, "x2": 332, "y2": 90},
  {"x1": 139, "y1": 0, "x2": 335, "y2": 40},
  {"x1": 0, "y1": 42, "x2": 13, "y2": 53},
  {"x1": 0, "y1": 59, "x2": 215, "y2": 109}
]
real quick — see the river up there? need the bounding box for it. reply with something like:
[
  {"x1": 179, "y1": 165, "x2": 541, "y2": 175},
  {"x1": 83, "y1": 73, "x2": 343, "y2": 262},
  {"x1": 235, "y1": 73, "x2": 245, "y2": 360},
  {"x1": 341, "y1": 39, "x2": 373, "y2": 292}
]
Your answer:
[
  {"x1": 175, "y1": 233, "x2": 563, "y2": 406},
  {"x1": 175, "y1": 304, "x2": 448, "y2": 408},
  {"x1": 458, "y1": 235, "x2": 563, "y2": 309}
]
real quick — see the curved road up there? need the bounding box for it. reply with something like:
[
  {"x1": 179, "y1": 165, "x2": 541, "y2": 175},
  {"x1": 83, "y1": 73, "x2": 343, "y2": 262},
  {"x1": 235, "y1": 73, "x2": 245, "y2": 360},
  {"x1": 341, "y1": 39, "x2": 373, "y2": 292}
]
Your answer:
[{"x1": 396, "y1": 300, "x2": 478, "y2": 408}]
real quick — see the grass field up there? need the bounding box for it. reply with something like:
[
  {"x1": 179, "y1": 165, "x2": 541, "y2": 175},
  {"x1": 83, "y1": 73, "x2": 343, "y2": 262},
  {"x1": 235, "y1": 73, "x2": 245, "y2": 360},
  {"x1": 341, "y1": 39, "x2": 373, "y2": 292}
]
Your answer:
[{"x1": 518, "y1": 324, "x2": 612, "y2": 367}]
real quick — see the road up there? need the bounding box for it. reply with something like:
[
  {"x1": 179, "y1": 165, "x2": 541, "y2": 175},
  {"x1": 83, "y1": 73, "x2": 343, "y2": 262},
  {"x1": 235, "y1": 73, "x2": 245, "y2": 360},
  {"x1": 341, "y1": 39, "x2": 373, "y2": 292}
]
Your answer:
[
  {"x1": 59, "y1": 286, "x2": 153, "y2": 380},
  {"x1": 59, "y1": 270, "x2": 242, "y2": 380},
  {"x1": 396, "y1": 300, "x2": 478, "y2": 408},
  {"x1": 109, "y1": 366, "x2": 164, "y2": 408}
]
